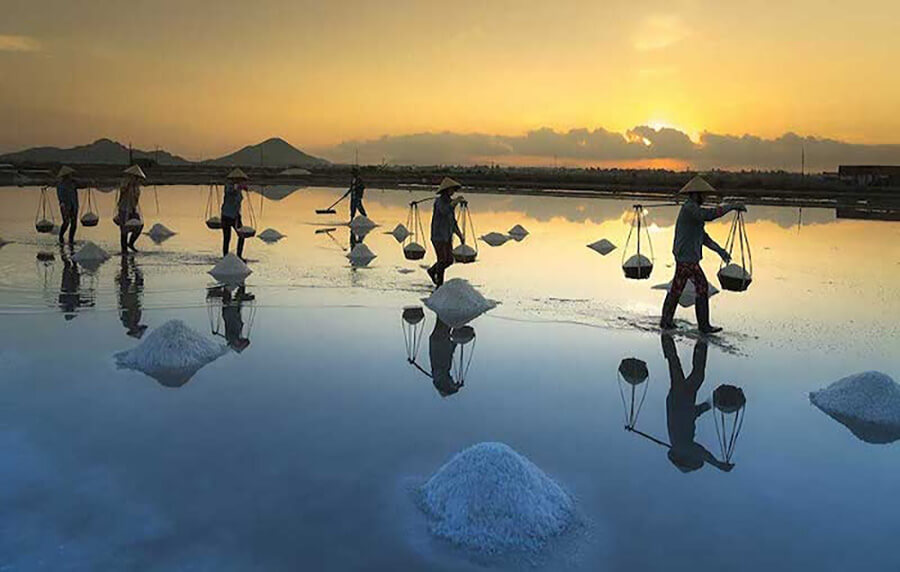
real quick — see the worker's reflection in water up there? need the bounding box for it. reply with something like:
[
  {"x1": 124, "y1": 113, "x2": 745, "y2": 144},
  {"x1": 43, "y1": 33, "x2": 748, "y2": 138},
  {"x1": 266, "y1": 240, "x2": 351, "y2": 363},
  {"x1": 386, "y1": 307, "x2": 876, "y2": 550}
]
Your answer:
[
  {"x1": 221, "y1": 285, "x2": 254, "y2": 352},
  {"x1": 661, "y1": 333, "x2": 733, "y2": 473},
  {"x1": 429, "y1": 319, "x2": 464, "y2": 397},
  {"x1": 58, "y1": 248, "x2": 94, "y2": 320},
  {"x1": 116, "y1": 254, "x2": 147, "y2": 338}
]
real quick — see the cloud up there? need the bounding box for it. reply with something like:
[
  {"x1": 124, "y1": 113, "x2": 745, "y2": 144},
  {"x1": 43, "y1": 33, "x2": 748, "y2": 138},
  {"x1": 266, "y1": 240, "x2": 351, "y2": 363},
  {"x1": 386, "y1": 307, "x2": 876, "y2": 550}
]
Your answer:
[
  {"x1": 0, "y1": 35, "x2": 41, "y2": 52},
  {"x1": 633, "y1": 15, "x2": 690, "y2": 51},
  {"x1": 321, "y1": 126, "x2": 900, "y2": 172}
]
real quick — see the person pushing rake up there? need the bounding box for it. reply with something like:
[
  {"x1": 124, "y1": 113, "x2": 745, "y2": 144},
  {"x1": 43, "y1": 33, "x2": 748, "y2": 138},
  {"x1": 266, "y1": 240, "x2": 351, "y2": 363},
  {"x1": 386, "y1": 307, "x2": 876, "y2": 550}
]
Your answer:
[{"x1": 660, "y1": 176, "x2": 746, "y2": 334}]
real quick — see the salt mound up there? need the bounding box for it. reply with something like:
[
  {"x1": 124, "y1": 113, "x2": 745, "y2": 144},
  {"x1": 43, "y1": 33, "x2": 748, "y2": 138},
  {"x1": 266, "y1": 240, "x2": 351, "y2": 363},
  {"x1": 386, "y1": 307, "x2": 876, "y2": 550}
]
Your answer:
[
  {"x1": 257, "y1": 228, "x2": 285, "y2": 243},
  {"x1": 481, "y1": 232, "x2": 509, "y2": 247},
  {"x1": 810, "y1": 371, "x2": 900, "y2": 444},
  {"x1": 623, "y1": 254, "x2": 652, "y2": 268},
  {"x1": 420, "y1": 442, "x2": 575, "y2": 555},
  {"x1": 114, "y1": 319, "x2": 227, "y2": 388},
  {"x1": 508, "y1": 224, "x2": 529, "y2": 238},
  {"x1": 349, "y1": 215, "x2": 376, "y2": 232},
  {"x1": 390, "y1": 223, "x2": 411, "y2": 242},
  {"x1": 404, "y1": 242, "x2": 426, "y2": 257},
  {"x1": 453, "y1": 244, "x2": 477, "y2": 259},
  {"x1": 208, "y1": 253, "x2": 252, "y2": 283},
  {"x1": 72, "y1": 241, "x2": 109, "y2": 262},
  {"x1": 720, "y1": 263, "x2": 751, "y2": 280},
  {"x1": 424, "y1": 278, "x2": 496, "y2": 327},
  {"x1": 587, "y1": 238, "x2": 616, "y2": 256},
  {"x1": 652, "y1": 280, "x2": 719, "y2": 308},
  {"x1": 347, "y1": 243, "x2": 376, "y2": 267},
  {"x1": 146, "y1": 223, "x2": 176, "y2": 241}
]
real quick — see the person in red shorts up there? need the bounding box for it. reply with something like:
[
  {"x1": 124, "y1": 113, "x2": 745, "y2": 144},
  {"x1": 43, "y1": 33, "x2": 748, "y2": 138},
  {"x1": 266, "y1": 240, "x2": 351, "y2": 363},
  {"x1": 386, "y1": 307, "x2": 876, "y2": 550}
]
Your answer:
[{"x1": 660, "y1": 176, "x2": 746, "y2": 334}]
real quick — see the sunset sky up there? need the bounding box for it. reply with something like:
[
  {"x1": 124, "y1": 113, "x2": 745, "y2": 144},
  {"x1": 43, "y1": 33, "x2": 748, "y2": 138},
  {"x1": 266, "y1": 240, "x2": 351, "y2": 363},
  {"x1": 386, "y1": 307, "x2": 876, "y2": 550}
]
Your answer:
[{"x1": 2, "y1": 0, "x2": 899, "y2": 168}]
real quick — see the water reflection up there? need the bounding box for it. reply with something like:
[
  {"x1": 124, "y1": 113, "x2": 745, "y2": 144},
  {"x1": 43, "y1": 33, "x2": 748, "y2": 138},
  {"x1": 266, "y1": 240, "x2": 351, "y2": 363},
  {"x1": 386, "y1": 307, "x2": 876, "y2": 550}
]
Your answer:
[
  {"x1": 617, "y1": 357, "x2": 649, "y2": 430},
  {"x1": 57, "y1": 248, "x2": 95, "y2": 320},
  {"x1": 116, "y1": 255, "x2": 147, "y2": 338},
  {"x1": 207, "y1": 285, "x2": 256, "y2": 353},
  {"x1": 403, "y1": 308, "x2": 477, "y2": 397},
  {"x1": 624, "y1": 335, "x2": 745, "y2": 473}
]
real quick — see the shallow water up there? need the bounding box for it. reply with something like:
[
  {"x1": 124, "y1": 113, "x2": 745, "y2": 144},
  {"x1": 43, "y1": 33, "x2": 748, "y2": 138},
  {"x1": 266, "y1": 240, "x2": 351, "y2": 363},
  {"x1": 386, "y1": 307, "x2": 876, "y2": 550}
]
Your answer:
[{"x1": 1, "y1": 185, "x2": 899, "y2": 570}]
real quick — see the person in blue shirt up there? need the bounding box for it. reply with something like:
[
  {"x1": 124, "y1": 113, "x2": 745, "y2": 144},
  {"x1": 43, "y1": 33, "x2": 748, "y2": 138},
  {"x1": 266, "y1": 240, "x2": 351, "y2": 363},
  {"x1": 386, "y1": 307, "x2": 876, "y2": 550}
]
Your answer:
[
  {"x1": 660, "y1": 176, "x2": 745, "y2": 334},
  {"x1": 427, "y1": 177, "x2": 466, "y2": 287},
  {"x1": 222, "y1": 168, "x2": 249, "y2": 260},
  {"x1": 55, "y1": 166, "x2": 80, "y2": 245}
]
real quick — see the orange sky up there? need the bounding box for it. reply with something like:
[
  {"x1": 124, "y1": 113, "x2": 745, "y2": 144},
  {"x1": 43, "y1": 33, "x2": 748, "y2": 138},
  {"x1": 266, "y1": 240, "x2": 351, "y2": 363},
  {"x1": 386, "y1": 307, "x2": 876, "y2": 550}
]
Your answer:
[{"x1": 2, "y1": 0, "x2": 899, "y2": 161}]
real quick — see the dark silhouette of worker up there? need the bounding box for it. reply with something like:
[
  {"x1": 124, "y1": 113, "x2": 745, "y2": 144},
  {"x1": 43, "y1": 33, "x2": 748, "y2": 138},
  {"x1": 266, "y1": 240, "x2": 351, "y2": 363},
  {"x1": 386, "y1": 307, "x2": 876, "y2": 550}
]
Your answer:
[
  {"x1": 429, "y1": 319, "x2": 463, "y2": 397},
  {"x1": 661, "y1": 333, "x2": 733, "y2": 473},
  {"x1": 55, "y1": 166, "x2": 83, "y2": 245},
  {"x1": 661, "y1": 175, "x2": 746, "y2": 333},
  {"x1": 58, "y1": 249, "x2": 94, "y2": 320},
  {"x1": 427, "y1": 177, "x2": 466, "y2": 287},
  {"x1": 348, "y1": 167, "x2": 366, "y2": 221},
  {"x1": 222, "y1": 286, "x2": 253, "y2": 352},
  {"x1": 116, "y1": 255, "x2": 147, "y2": 338}
]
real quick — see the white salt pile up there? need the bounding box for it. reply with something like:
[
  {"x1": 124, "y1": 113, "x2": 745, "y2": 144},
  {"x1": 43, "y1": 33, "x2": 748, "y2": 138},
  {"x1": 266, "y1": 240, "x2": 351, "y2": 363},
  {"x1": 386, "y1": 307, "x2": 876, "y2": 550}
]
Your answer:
[
  {"x1": 257, "y1": 228, "x2": 285, "y2": 243},
  {"x1": 424, "y1": 278, "x2": 497, "y2": 327},
  {"x1": 508, "y1": 224, "x2": 529, "y2": 239},
  {"x1": 810, "y1": 371, "x2": 900, "y2": 444},
  {"x1": 403, "y1": 242, "x2": 427, "y2": 259},
  {"x1": 146, "y1": 223, "x2": 176, "y2": 242},
  {"x1": 80, "y1": 212, "x2": 100, "y2": 226},
  {"x1": 349, "y1": 215, "x2": 377, "y2": 232},
  {"x1": 390, "y1": 223, "x2": 411, "y2": 242},
  {"x1": 347, "y1": 243, "x2": 377, "y2": 267},
  {"x1": 652, "y1": 280, "x2": 719, "y2": 308},
  {"x1": 124, "y1": 216, "x2": 143, "y2": 231},
  {"x1": 481, "y1": 232, "x2": 510, "y2": 247},
  {"x1": 453, "y1": 244, "x2": 477, "y2": 262},
  {"x1": 208, "y1": 253, "x2": 252, "y2": 283},
  {"x1": 114, "y1": 319, "x2": 227, "y2": 388},
  {"x1": 72, "y1": 242, "x2": 109, "y2": 263},
  {"x1": 419, "y1": 442, "x2": 575, "y2": 555},
  {"x1": 623, "y1": 254, "x2": 652, "y2": 269},
  {"x1": 587, "y1": 239, "x2": 616, "y2": 256},
  {"x1": 236, "y1": 225, "x2": 256, "y2": 238},
  {"x1": 719, "y1": 263, "x2": 751, "y2": 280}
]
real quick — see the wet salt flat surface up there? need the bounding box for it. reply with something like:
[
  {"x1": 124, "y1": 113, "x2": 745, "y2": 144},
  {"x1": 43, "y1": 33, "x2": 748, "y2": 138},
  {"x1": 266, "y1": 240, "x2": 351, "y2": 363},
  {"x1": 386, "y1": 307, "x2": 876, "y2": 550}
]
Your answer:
[{"x1": 1, "y1": 185, "x2": 899, "y2": 570}]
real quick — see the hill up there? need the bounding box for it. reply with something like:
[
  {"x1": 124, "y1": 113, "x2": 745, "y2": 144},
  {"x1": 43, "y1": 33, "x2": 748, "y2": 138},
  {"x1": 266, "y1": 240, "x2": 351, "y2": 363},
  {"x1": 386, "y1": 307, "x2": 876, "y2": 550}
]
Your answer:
[
  {"x1": 0, "y1": 138, "x2": 190, "y2": 165},
  {"x1": 206, "y1": 138, "x2": 329, "y2": 168}
]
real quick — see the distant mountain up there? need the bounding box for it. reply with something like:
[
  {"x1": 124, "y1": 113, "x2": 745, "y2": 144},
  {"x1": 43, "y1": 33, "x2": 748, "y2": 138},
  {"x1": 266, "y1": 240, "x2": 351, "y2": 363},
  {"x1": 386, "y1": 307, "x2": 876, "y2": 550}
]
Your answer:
[
  {"x1": 0, "y1": 138, "x2": 190, "y2": 165},
  {"x1": 206, "y1": 138, "x2": 329, "y2": 168}
]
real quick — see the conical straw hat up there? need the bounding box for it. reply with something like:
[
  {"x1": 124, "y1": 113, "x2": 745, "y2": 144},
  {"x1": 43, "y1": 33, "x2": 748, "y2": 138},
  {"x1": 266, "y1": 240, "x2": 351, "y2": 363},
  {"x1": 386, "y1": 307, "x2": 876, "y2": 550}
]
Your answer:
[
  {"x1": 678, "y1": 175, "x2": 716, "y2": 194},
  {"x1": 226, "y1": 168, "x2": 249, "y2": 180},
  {"x1": 57, "y1": 166, "x2": 76, "y2": 178},
  {"x1": 437, "y1": 177, "x2": 462, "y2": 194},
  {"x1": 123, "y1": 165, "x2": 147, "y2": 179}
]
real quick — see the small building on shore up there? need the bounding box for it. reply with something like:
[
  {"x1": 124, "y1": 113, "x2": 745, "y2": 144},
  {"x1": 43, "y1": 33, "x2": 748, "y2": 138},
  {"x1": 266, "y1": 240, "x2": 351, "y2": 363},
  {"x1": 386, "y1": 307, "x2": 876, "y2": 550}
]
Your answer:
[{"x1": 838, "y1": 165, "x2": 900, "y2": 186}]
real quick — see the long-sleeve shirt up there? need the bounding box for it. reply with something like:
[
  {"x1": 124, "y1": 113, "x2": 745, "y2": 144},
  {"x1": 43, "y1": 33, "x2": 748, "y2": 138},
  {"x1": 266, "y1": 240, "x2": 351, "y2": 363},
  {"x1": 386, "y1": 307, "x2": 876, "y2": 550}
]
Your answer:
[
  {"x1": 350, "y1": 176, "x2": 365, "y2": 203},
  {"x1": 56, "y1": 179, "x2": 79, "y2": 209},
  {"x1": 672, "y1": 198, "x2": 727, "y2": 263},
  {"x1": 222, "y1": 181, "x2": 244, "y2": 218},
  {"x1": 430, "y1": 194, "x2": 461, "y2": 243},
  {"x1": 117, "y1": 179, "x2": 141, "y2": 214}
]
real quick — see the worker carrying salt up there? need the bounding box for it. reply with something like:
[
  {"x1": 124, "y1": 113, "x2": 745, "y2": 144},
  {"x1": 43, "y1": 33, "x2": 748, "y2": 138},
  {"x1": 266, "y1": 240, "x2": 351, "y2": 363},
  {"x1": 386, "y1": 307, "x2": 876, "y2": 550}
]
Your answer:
[
  {"x1": 117, "y1": 165, "x2": 146, "y2": 253},
  {"x1": 427, "y1": 177, "x2": 466, "y2": 287},
  {"x1": 222, "y1": 168, "x2": 249, "y2": 260},
  {"x1": 55, "y1": 166, "x2": 81, "y2": 245},
  {"x1": 660, "y1": 176, "x2": 745, "y2": 334}
]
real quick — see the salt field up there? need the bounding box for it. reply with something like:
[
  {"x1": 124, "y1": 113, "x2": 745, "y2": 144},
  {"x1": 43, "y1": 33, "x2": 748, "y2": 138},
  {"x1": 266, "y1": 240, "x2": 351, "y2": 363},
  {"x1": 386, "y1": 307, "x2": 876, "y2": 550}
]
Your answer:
[{"x1": 1, "y1": 185, "x2": 899, "y2": 571}]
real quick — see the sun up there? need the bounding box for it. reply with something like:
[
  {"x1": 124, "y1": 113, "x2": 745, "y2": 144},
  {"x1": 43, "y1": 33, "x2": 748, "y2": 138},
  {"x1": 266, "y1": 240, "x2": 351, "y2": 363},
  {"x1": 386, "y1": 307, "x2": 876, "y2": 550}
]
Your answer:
[{"x1": 645, "y1": 119, "x2": 699, "y2": 143}]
